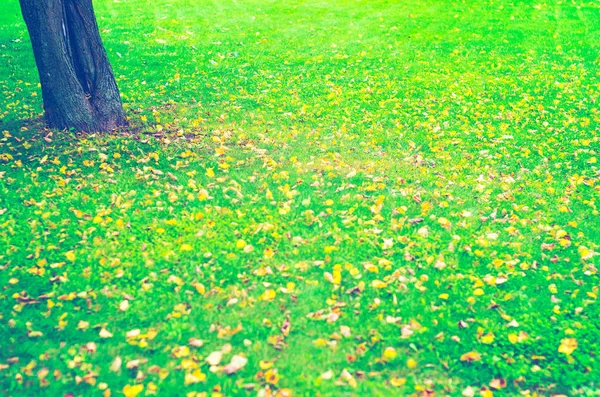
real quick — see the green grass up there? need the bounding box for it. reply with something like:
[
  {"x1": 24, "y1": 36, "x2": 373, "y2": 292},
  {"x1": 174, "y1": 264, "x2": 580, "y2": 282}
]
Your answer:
[{"x1": 1, "y1": 0, "x2": 600, "y2": 395}]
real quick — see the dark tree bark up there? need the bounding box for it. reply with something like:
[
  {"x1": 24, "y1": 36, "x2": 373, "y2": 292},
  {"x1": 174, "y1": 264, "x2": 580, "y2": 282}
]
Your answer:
[{"x1": 19, "y1": 0, "x2": 127, "y2": 132}]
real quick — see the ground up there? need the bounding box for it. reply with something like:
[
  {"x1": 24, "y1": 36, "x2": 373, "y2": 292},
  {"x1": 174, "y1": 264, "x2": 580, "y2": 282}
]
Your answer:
[{"x1": 0, "y1": 0, "x2": 599, "y2": 396}]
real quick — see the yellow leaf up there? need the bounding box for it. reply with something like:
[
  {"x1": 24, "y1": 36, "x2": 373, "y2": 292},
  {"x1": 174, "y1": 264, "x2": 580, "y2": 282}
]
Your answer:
[
  {"x1": 363, "y1": 262, "x2": 378, "y2": 273},
  {"x1": 383, "y1": 347, "x2": 397, "y2": 360},
  {"x1": 324, "y1": 245, "x2": 338, "y2": 253},
  {"x1": 558, "y1": 338, "x2": 577, "y2": 356},
  {"x1": 171, "y1": 346, "x2": 190, "y2": 358},
  {"x1": 184, "y1": 369, "x2": 206, "y2": 385},
  {"x1": 460, "y1": 351, "x2": 481, "y2": 362},
  {"x1": 481, "y1": 333, "x2": 495, "y2": 344},
  {"x1": 263, "y1": 247, "x2": 275, "y2": 259},
  {"x1": 420, "y1": 201, "x2": 432, "y2": 213},
  {"x1": 324, "y1": 270, "x2": 341, "y2": 285},
  {"x1": 372, "y1": 280, "x2": 388, "y2": 289},
  {"x1": 265, "y1": 368, "x2": 280, "y2": 385},
  {"x1": 260, "y1": 289, "x2": 276, "y2": 301},
  {"x1": 180, "y1": 244, "x2": 193, "y2": 252},
  {"x1": 158, "y1": 368, "x2": 169, "y2": 380},
  {"x1": 390, "y1": 377, "x2": 406, "y2": 387},
  {"x1": 122, "y1": 384, "x2": 144, "y2": 397},
  {"x1": 194, "y1": 283, "x2": 206, "y2": 295},
  {"x1": 259, "y1": 360, "x2": 274, "y2": 370},
  {"x1": 481, "y1": 389, "x2": 494, "y2": 397},
  {"x1": 147, "y1": 382, "x2": 158, "y2": 395},
  {"x1": 438, "y1": 217, "x2": 452, "y2": 230},
  {"x1": 65, "y1": 251, "x2": 76, "y2": 261},
  {"x1": 146, "y1": 328, "x2": 158, "y2": 340}
]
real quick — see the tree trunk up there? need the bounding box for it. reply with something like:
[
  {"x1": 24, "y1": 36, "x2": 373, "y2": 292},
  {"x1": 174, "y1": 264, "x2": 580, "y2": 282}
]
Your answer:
[{"x1": 19, "y1": 0, "x2": 127, "y2": 132}]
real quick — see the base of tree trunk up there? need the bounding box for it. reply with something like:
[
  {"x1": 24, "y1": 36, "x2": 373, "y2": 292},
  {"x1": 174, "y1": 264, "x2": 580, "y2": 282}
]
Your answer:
[{"x1": 20, "y1": 0, "x2": 127, "y2": 132}]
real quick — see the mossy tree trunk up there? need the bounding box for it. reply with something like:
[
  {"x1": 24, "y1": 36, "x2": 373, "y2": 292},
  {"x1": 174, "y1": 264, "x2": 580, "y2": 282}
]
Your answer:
[{"x1": 19, "y1": 0, "x2": 127, "y2": 132}]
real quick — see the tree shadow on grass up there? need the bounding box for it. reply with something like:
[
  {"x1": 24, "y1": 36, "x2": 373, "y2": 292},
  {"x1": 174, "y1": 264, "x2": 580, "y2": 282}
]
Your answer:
[
  {"x1": 0, "y1": 115, "x2": 133, "y2": 141},
  {"x1": 0, "y1": 114, "x2": 209, "y2": 152},
  {"x1": 0, "y1": 115, "x2": 46, "y2": 134}
]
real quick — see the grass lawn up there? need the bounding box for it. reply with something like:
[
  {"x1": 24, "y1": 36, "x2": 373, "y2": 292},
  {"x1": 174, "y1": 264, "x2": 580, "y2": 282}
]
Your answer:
[{"x1": 1, "y1": 0, "x2": 599, "y2": 395}]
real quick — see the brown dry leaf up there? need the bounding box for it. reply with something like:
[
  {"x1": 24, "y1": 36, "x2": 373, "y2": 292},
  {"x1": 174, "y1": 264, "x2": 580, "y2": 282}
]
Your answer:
[
  {"x1": 489, "y1": 378, "x2": 506, "y2": 389},
  {"x1": 460, "y1": 351, "x2": 481, "y2": 362},
  {"x1": 280, "y1": 314, "x2": 291, "y2": 337},
  {"x1": 189, "y1": 337, "x2": 204, "y2": 347},
  {"x1": 222, "y1": 355, "x2": 248, "y2": 374}
]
